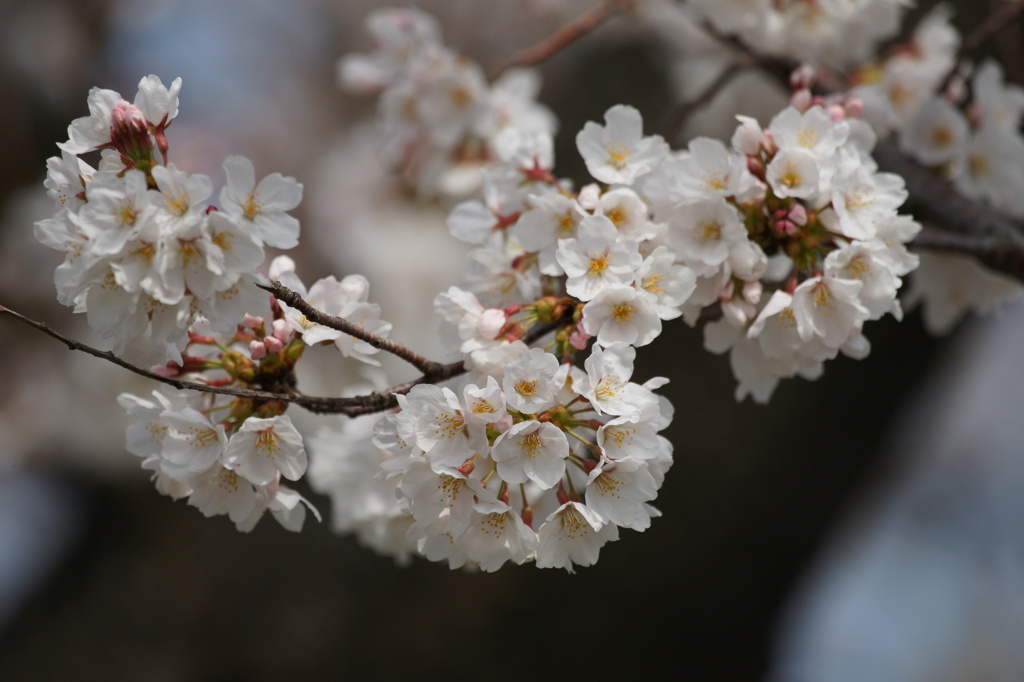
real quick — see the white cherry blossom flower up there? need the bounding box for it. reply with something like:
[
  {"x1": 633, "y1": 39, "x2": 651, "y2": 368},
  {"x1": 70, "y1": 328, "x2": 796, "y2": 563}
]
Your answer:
[
  {"x1": 792, "y1": 275, "x2": 869, "y2": 348},
  {"x1": 461, "y1": 499, "x2": 538, "y2": 572},
  {"x1": 556, "y1": 214, "x2": 641, "y2": 302},
  {"x1": 44, "y1": 150, "x2": 93, "y2": 212},
  {"x1": 188, "y1": 466, "x2": 260, "y2": 525},
  {"x1": 134, "y1": 75, "x2": 182, "y2": 127},
  {"x1": 491, "y1": 420, "x2": 569, "y2": 489},
  {"x1": 825, "y1": 242, "x2": 901, "y2": 320},
  {"x1": 667, "y1": 197, "x2": 746, "y2": 275},
  {"x1": 400, "y1": 459, "x2": 491, "y2": 538},
  {"x1": 598, "y1": 188, "x2": 657, "y2": 242},
  {"x1": 582, "y1": 285, "x2": 662, "y2": 348},
  {"x1": 766, "y1": 148, "x2": 821, "y2": 199},
  {"x1": 596, "y1": 416, "x2": 663, "y2": 462},
  {"x1": 634, "y1": 246, "x2": 696, "y2": 320},
  {"x1": 433, "y1": 286, "x2": 506, "y2": 354},
  {"x1": 822, "y1": 152, "x2": 907, "y2": 240},
  {"x1": 768, "y1": 105, "x2": 849, "y2": 159},
  {"x1": 899, "y1": 97, "x2": 968, "y2": 167},
  {"x1": 502, "y1": 347, "x2": 560, "y2": 413},
  {"x1": 223, "y1": 415, "x2": 307, "y2": 486},
  {"x1": 535, "y1": 501, "x2": 618, "y2": 573},
  {"x1": 576, "y1": 344, "x2": 652, "y2": 418},
  {"x1": 513, "y1": 192, "x2": 586, "y2": 276},
  {"x1": 219, "y1": 155, "x2": 303, "y2": 249},
  {"x1": 971, "y1": 60, "x2": 1024, "y2": 131},
  {"x1": 158, "y1": 406, "x2": 228, "y2": 479},
  {"x1": 575, "y1": 104, "x2": 668, "y2": 185},
  {"x1": 404, "y1": 384, "x2": 486, "y2": 469},
  {"x1": 462, "y1": 377, "x2": 507, "y2": 426},
  {"x1": 670, "y1": 137, "x2": 753, "y2": 200},
  {"x1": 585, "y1": 457, "x2": 659, "y2": 531},
  {"x1": 76, "y1": 170, "x2": 156, "y2": 256},
  {"x1": 59, "y1": 86, "x2": 123, "y2": 154}
]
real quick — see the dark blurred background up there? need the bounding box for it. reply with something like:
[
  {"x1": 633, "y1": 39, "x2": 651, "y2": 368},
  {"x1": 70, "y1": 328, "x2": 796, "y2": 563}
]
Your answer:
[{"x1": 0, "y1": 1, "x2": 1021, "y2": 680}]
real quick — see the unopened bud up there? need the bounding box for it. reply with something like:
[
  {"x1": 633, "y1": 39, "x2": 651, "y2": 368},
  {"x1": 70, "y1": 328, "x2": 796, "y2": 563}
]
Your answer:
[
  {"x1": 110, "y1": 100, "x2": 153, "y2": 166},
  {"x1": 249, "y1": 340, "x2": 267, "y2": 360},
  {"x1": 242, "y1": 313, "x2": 264, "y2": 330},
  {"x1": 790, "y1": 63, "x2": 816, "y2": 90},
  {"x1": 272, "y1": 318, "x2": 291, "y2": 343},
  {"x1": 790, "y1": 88, "x2": 813, "y2": 112},
  {"x1": 844, "y1": 97, "x2": 864, "y2": 118},
  {"x1": 264, "y1": 335, "x2": 284, "y2": 353},
  {"x1": 788, "y1": 203, "x2": 808, "y2": 226}
]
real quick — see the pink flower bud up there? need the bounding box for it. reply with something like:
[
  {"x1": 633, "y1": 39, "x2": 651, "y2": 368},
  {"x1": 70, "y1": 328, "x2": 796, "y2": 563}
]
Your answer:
[
  {"x1": 110, "y1": 100, "x2": 153, "y2": 167},
  {"x1": 272, "y1": 318, "x2": 291, "y2": 343},
  {"x1": 249, "y1": 340, "x2": 267, "y2": 360},
  {"x1": 788, "y1": 203, "x2": 808, "y2": 226},
  {"x1": 790, "y1": 63, "x2": 816, "y2": 90},
  {"x1": 844, "y1": 97, "x2": 864, "y2": 118},
  {"x1": 242, "y1": 313, "x2": 264, "y2": 330},
  {"x1": 828, "y1": 103, "x2": 846, "y2": 121},
  {"x1": 568, "y1": 325, "x2": 591, "y2": 350},
  {"x1": 111, "y1": 100, "x2": 148, "y2": 136},
  {"x1": 790, "y1": 88, "x2": 813, "y2": 112},
  {"x1": 264, "y1": 335, "x2": 284, "y2": 353}
]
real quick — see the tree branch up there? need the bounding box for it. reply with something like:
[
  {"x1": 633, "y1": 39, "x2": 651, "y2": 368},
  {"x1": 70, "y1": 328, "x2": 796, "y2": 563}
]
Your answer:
[
  {"x1": 1, "y1": 301, "x2": 571, "y2": 418},
  {"x1": 490, "y1": 0, "x2": 641, "y2": 80},
  {"x1": 662, "y1": 59, "x2": 751, "y2": 144},
  {"x1": 257, "y1": 279, "x2": 446, "y2": 377},
  {"x1": 939, "y1": 0, "x2": 1024, "y2": 94}
]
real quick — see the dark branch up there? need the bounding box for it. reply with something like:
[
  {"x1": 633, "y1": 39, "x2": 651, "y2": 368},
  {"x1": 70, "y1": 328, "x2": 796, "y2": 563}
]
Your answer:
[
  {"x1": 1, "y1": 299, "x2": 571, "y2": 418},
  {"x1": 257, "y1": 279, "x2": 447, "y2": 377},
  {"x1": 663, "y1": 60, "x2": 750, "y2": 145},
  {"x1": 939, "y1": 0, "x2": 1024, "y2": 94},
  {"x1": 490, "y1": 0, "x2": 640, "y2": 79}
]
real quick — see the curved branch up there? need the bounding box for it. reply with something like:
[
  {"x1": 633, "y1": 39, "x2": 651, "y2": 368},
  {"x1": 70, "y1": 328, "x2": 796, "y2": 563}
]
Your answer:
[
  {"x1": 257, "y1": 280, "x2": 446, "y2": 376},
  {"x1": 1, "y1": 302, "x2": 571, "y2": 418},
  {"x1": 490, "y1": 0, "x2": 641, "y2": 80},
  {"x1": 662, "y1": 60, "x2": 751, "y2": 144},
  {"x1": 939, "y1": 0, "x2": 1024, "y2": 94}
]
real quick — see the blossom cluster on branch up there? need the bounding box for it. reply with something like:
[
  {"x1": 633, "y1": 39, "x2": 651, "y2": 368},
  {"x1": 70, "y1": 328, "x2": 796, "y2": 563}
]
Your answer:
[{"x1": 13, "y1": 1, "x2": 1024, "y2": 568}]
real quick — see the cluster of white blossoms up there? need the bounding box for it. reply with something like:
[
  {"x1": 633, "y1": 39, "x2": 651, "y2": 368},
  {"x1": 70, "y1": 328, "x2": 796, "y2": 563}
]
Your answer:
[
  {"x1": 114, "y1": 253, "x2": 391, "y2": 531},
  {"x1": 442, "y1": 100, "x2": 918, "y2": 403},
  {"x1": 36, "y1": 1, "x2": 1024, "y2": 569},
  {"x1": 299, "y1": 93, "x2": 920, "y2": 569},
  {"x1": 310, "y1": 343, "x2": 673, "y2": 572},
  {"x1": 35, "y1": 76, "x2": 304, "y2": 366},
  {"x1": 337, "y1": 7, "x2": 556, "y2": 196},
  {"x1": 119, "y1": 387, "x2": 317, "y2": 533},
  {"x1": 850, "y1": 7, "x2": 1024, "y2": 332},
  {"x1": 685, "y1": 0, "x2": 911, "y2": 68}
]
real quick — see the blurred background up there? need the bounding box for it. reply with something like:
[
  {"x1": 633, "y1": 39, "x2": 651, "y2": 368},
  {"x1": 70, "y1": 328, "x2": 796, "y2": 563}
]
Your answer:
[{"x1": 1, "y1": 0, "x2": 1022, "y2": 679}]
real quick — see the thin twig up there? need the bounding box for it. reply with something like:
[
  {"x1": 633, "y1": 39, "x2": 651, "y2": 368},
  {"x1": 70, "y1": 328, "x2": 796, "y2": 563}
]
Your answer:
[
  {"x1": 662, "y1": 60, "x2": 750, "y2": 145},
  {"x1": 911, "y1": 229, "x2": 1024, "y2": 281},
  {"x1": 939, "y1": 0, "x2": 1024, "y2": 94},
  {"x1": 490, "y1": 0, "x2": 641, "y2": 79},
  {"x1": 0, "y1": 301, "x2": 572, "y2": 417},
  {"x1": 257, "y1": 279, "x2": 446, "y2": 377}
]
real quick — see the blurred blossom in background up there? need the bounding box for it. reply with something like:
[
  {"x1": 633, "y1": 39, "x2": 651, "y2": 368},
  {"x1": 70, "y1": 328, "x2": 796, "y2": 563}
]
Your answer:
[{"x1": 1, "y1": 0, "x2": 1023, "y2": 679}]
